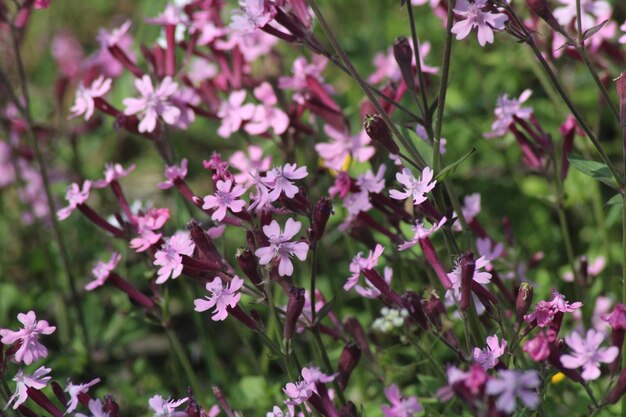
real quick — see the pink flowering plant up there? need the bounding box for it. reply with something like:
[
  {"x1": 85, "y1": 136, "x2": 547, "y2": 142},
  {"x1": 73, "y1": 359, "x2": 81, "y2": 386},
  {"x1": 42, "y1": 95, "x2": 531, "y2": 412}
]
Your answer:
[{"x1": 5, "y1": 0, "x2": 626, "y2": 415}]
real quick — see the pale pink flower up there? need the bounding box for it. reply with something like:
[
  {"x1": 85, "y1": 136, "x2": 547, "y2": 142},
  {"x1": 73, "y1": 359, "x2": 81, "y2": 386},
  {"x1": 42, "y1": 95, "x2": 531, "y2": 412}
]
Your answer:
[
  {"x1": 473, "y1": 335, "x2": 507, "y2": 370},
  {"x1": 0, "y1": 311, "x2": 56, "y2": 365},
  {"x1": 476, "y1": 237, "x2": 504, "y2": 262},
  {"x1": 316, "y1": 125, "x2": 375, "y2": 170},
  {"x1": 389, "y1": 167, "x2": 436, "y2": 205},
  {"x1": 229, "y1": 0, "x2": 276, "y2": 35},
  {"x1": 86, "y1": 252, "x2": 121, "y2": 291},
  {"x1": 229, "y1": 145, "x2": 272, "y2": 185},
  {"x1": 191, "y1": 11, "x2": 228, "y2": 45},
  {"x1": 70, "y1": 76, "x2": 112, "y2": 120},
  {"x1": 123, "y1": 75, "x2": 181, "y2": 133},
  {"x1": 130, "y1": 208, "x2": 171, "y2": 252},
  {"x1": 452, "y1": 193, "x2": 481, "y2": 231},
  {"x1": 202, "y1": 179, "x2": 247, "y2": 221},
  {"x1": 215, "y1": 31, "x2": 277, "y2": 63},
  {"x1": 65, "y1": 379, "x2": 101, "y2": 413},
  {"x1": 247, "y1": 169, "x2": 273, "y2": 213},
  {"x1": 145, "y1": 4, "x2": 187, "y2": 26},
  {"x1": 94, "y1": 163, "x2": 136, "y2": 188},
  {"x1": 194, "y1": 276, "x2": 244, "y2": 321},
  {"x1": 620, "y1": 22, "x2": 626, "y2": 44},
  {"x1": 445, "y1": 256, "x2": 492, "y2": 309},
  {"x1": 283, "y1": 366, "x2": 335, "y2": 406},
  {"x1": 485, "y1": 370, "x2": 540, "y2": 413},
  {"x1": 154, "y1": 231, "x2": 195, "y2": 284},
  {"x1": 279, "y1": 56, "x2": 332, "y2": 104},
  {"x1": 99, "y1": 20, "x2": 132, "y2": 47},
  {"x1": 451, "y1": 0, "x2": 508, "y2": 47},
  {"x1": 398, "y1": 217, "x2": 447, "y2": 251},
  {"x1": 245, "y1": 83, "x2": 290, "y2": 136},
  {"x1": 356, "y1": 165, "x2": 386, "y2": 195},
  {"x1": 301, "y1": 366, "x2": 336, "y2": 385},
  {"x1": 148, "y1": 395, "x2": 188, "y2": 417},
  {"x1": 382, "y1": 384, "x2": 423, "y2": 417},
  {"x1": 485, "y1": 90, "x2": 533, "y2": 138},
  {"x1": 524, "y1": 290, "x2": 583, "y2": 327},
  {"x1": 266, "y1": 406, "x2": 294, "y2": 417},
  {"x1": 217, "y1": 90, "x2": 256, "y2": 138},
  {"x1": 57, "y1": 180, "x2": 91, "y2": 220},
  {"x1": 563, "y1": 256, "x2": 605, "y2": 282},
  {"x1": 6, "y1": 367, "x2": 51, "y2": 409},
  {"x1": 561, "y1": 329, "x2": 618, "y2": 380},
  {"x1": 263, "y1": 163, "x2": 308, "y2": 201},
  {"x1": 345, "y1": 244, "x2": 384, "y2": 291},
  {"x1": 355, "y1": 266, "x2": 393, "y2": 299},
  {"x1": 369, "y1": 42, "x2": 438, "y2": 85},
  {"x1": 76, "y1": 399, "x2": 109, "y2": 417},
  {"x1": 158, "y1": 159, "x2": 188, "y2": 190},
  {"x1": 553, "y1": 0, "x2": 611, "y2": 30},
  {"x1": 255, "y1": 219, "x2": 309, "y2": 277}
]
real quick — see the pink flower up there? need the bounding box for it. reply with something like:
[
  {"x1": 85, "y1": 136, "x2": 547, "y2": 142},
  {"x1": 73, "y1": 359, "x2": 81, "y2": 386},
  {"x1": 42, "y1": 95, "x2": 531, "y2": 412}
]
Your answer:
[
  {"x1": 202, "y1": 179, "x2": 247, "y2": 221},
  {"x1": 389, "y1": 167, "x2": 436, "y2": 205},
  {"x1": 247, "y1": 170, "x2": 273, "y2": 213},
  {"x1": 215, "y1": 31, "x2": 277, "y2": 63},
  {"x1": 329, "y1": 171, "x2": 352, "y2": 199},
  {"x1": 191, "y1": 11, "x2": 228, "y2": 46},
  {"x1": 279, "y1": 56, "x2": 332, "y2": 104},
  {"x1": 262, "y1": 163, "x2": 308, "y2": 201},
  {"x1": 245, "y1": 82, "x2": 290, "y2": 136},
  {"x1": 0, "y1": 311, "x2": 56, "y2": 365},
  {"x1": 355, "y1": 266, "x2": 393, "y2": 299},
  {"x1": 381, "y1": 384, "x2": 423, "y2": 417},
  {"x1": 123, "y1": 75, "x2": 181, "y2": 133},
  {"x1": 356, "y1": 165, "x2": 386, "y2": 195},
  {"x1": 57, "y1": 180, "x2": 91, "y2": 220},
  {"x1": 158, "y1": 159, "x2": 188, "y2": 190},
  {"x1": 229, "y1": 0, "x2": 276, "y2": 35},
  {"x1": 553, "y1": 0, "x2": 611, "y2": 30},
  {"x1": 561, "y1": 329, "x2": 618, "y2": 380},
  {"x1": 65, "y1": 379, "x2": 101, "y2": 413},
  {"x1": 154, "y1": 231, "x2": 195, "y2": 284},
  {"x1": 445, "y1": 256, "x2": 492, "y2": 309},
  {"x1": 476, "y1": 237, "x2": 504, "y2": 262},
  {"x1": 452, "y1": 193, "x2": 481, "y2": 231},
  {"x1": 266, "y1": 406, "x2": 294, "y2": 417},
  {"x1": 86, "y1": 252, "x2": 121, "y2": 291},
  {"x1": 485, "y1": 90, "x2": 533, "y2": 138},
  {"x1": 316, "y1": 125, "x2": 375, "y2": 170},
  {"x1": 523, "y1": 329, "x2": 556, "y2": 361},
  {"x1": 148, "y1": 395, "x2": 188, "y2": 417},
  {"x1": 524, "y1": 290, "x2": 583, "y2": 327},
  {"x1": 76, "y1": 399, "x2": 109, "y2": 417},
  {"x1": 472, "y1": 335, "x2": 507, "y2": 370},
  {"x1": 485, "y1": 370, "x2": 540, "y2": 413},
  {"x1": 145, "y1": 4, "x2": 187, "y2": 26},
  {"x1": 194, "y1": 276, "x2": 244, "y2": 321},
  {"x1": 345, "y1": 244, "x2": 384, "y2": 291},
  {"x1": 69, "y1": 76, "x2": 112, "y2": 120},
  {"x1": 283, "y1": 366, "x2": 335, "y2": 406},
  {"x1": 130, "y1": 208, "x2": 171, "y2": 252},
  {"x1": 34, "y1": 0, "x2": 51, "y2": 9},
  {"x1": 620, "y1": 22, "x2": 626, "y2": 44},
  {"x1": 217, "y1": 90, "x2": 256, "y2": 138},
  {"x1": 255, "y1": 219, "x2": 309, "y2": 277},
  {"x1": 398, "y1": 217, "x2": 447, "y2": 251},
  {"x1": 6, "y1": 367, "x2": 51, "y2": 409},
  {"x1": 451, "y1": 0, "x2": 508, "y2": 47},
  {"x1": 603, "y1": 303, "x2": 626, "y2": 330},
  {"x1": 94, "y1": 163, "x2": 136, "y2": 188},
  {"x1": 369, "y1": 41, "x2": 438, "y2": 85},
  {"x1": 229, "y1": 145, "x2": 272, "y2": 185}
]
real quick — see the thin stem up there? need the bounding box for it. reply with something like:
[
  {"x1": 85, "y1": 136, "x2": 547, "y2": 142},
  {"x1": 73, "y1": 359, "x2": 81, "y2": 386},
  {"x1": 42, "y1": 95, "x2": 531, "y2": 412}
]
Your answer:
[
  {"x1": 164, "y1": 325, "x2": 205, "y2": 400},
  {"x1": 311, "y1": 327, "x2": 347, "y2": 405},
  {"x1": 310, "y1": 244, "x2": 318, "y2": 324},
  {"x1": 406, "y1": 2, "x2": 430, "y2": 127}
]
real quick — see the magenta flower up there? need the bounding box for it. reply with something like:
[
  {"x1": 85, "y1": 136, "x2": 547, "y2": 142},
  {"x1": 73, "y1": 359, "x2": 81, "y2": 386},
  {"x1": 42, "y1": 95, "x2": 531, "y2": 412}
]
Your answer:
[
  {"x1": 553, "y1": 0, "x2": 611, "y2": 29},
  {"x1": 355, "y1": 266, "x2": 393, "y2": 299},
  {"x1": 561, "y1": 329, "x2": 618, "y2": 380},
  {"x1": 485, "y1": 370, "x2": 540, "y2": 413},
  {"x1": 6, "y1": 367, "x2": 51, "y2": 409},
  {"x1": 130, "y1": 208, "x2": 171, "y2": 252},
  {"x1": 217, "y1": 90, "x2": 256, "y2": 138},
  {"x1": 301, "y1": 366, "x2": 336, "y2": 385},
  {"x1": 451, "y1": 0, "x2": 508, "y2": 47},
  {"x1": 202, "y1": 179, "x2": 247, "y2": 221},
  {"x1": 0, "y1": 311, "x2": 56, "y2": 365},
  {"x1": 446, "y1": 255, "x2": 492, "y2": 303},
  {"x1": 472, "y1": 335, "x2": 507, "y2": 370},
  {"x1": 603, "y1": 303, "x2": 626, "y2": 330},
  {"x1": 381, "y1": 384, "x2": 423, "y2": 417},
  {"x1": 148, "y1": 395, "x2": 188, "y2": 417},
  {"x1": 255, "y1": 219, "x2": 309, "y2": 277},
  {"x1": 86, "y1": 252, "x2": 121, "y2": 291},
  {"x1": 369, "y1": 41, "x2": 438, "y2": 85},
  {"x1": 229, "y1": 0, "x2": 276, "y2": 35},
  {"x1": 57, "y1": 180, "x2": 91, "y2": 220},
  {"x1": 247, "y1": 169, "x2": 273, "y2": 213},
  {"x1": 76, "y1": 399, "x2": 109, "y2": 417},
  {"x1": 485, "y1": 90, "x2": 533, "y2": 138},
  {"x1": 262, "y1": 163, "x2": 308, "y2": 201},
  {"x1": 194, "y1": 276, "x2": 244, "y2": 321},
  {"x1": 69, "y1": 76, "x2": 112, "y2": 120},
  {"x1": 523, "y1": 329, "x2": 556, "y2": 362},
  {"x1": 94, "y1": 163, "x2": 136, "y2": 188},
  {"x1": 123, "y1": 75, "x2": 181, "y2": 133},
  {"x1": 245, "y1": 82, "x2": 289, "y2": 136},
  {"x1": 345, "y1": 244, "x2": 384, "y2": 291},
  {"x1": 389, "y1": 167, "x2": 436, "y2": 205},
  {"x1": 154, "y1": 231, "x2": 195, "y2": 284},
  {"x1": 283, "y1": 380, "x2": 314, "y2": 406},
  {"x1": 279, "y1": 56, "x2": 332, "y2": 104},
  {"x1": 158, "y1": 159, "x2": 188, "y2": 190},
  {"x1": 398, "y1": 217, "x2": 447, "y2": 251},
  {"x1": 316, "y1": 125, "x2": 375, "y2": 170},
  {"x1": 65, "y1": 378, "x2": 101, "y2": 413},
  {"x1": 524, "y1": 290, "x2": 583, "y2": 328},
  {"x1": 229, "y1": 145, "x2": 272, "y2": 186},
  {"x1": 191, "y1": 11, "x2": 228, "y2": 46}
]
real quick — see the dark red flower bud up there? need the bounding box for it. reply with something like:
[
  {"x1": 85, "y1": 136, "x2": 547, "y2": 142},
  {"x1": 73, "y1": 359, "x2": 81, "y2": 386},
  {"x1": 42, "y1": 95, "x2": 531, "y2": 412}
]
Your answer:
[
  {"x1": 103, "y1": 396, "x2": 120, "y2": 417},
  {"x1": 312, "y1": 197, "x2": 333, "y2": 243},
  {"x1": 236, "y1": 248, "x2": 263, "y2": 286},
  {"x1": 185, "y1": 397, "x2": 201, "y2": 417},
  {"x1": 212, "y1": 386, "x2": 236, "y2": 417},
  {"x1": 51, "y1": 381, "x2": 68, "y2": 405},
  {"x1": 338, "y1": 401, "x2": 358, "y2": 417},
  {"x1": 26, "y1": 388, "x2": 63, "y2": 417},
  {"x1": 337, "y1": 343, "x2": 361, "y2": 389},
  {"x1": 284, "y1": 287, "x2": 305, "y2": 339},
  {"x1": 344, "y1": 317, "x2": 373, "y2": 361},
  {"x1": 228, "y1": 305, "x2": 259, "y2": 331},
  {"x1": 17, "y1": 406, "x2": 40, "y2": 417},
  {"x1": 423, "y1": 291, "x2": 446, "y2": 330},
  {"x1": 609, "y1": 367, "x2": 626, "y2": 404},
  {"x1": 364, "y1": 114, "x2": 400, "y2": 155},
  {"x1": 526, "y1": 0, "x2": 561, "y2": 32},
  {"x1": 460, "y1": 252, "x2": 476, "y2": 311},
  {"x1": 515, "y1": 282, "x2": 534, "y2": 325},
  {"x1": 188, "y1": 219, "x2": 219, "y2": 262},
  {"x1": 362, "y1": 269, "x2": 403, "y2": 306},
  {"x1": 393, "y1": 37, "x2": 415, "y2": 91},
  {"x1": 402, "y1": 291, "x2": 429, "y2": 330}
]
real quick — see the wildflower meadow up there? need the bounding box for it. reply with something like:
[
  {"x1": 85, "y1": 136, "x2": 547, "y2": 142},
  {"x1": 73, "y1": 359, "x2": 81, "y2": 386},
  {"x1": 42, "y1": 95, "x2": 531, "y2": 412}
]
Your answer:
[{"x1": 3, "y1": 0, "x2": 626, "y2": 415}]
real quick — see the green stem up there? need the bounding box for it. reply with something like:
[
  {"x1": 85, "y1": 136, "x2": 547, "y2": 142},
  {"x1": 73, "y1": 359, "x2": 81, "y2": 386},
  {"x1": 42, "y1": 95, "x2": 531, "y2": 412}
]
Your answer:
[
  {"x1": 164, "y1": 326, "x2": 204, "y2": 400},
  {"x1": 311, "y1": 327, "x2": 347, "y2": 405}
]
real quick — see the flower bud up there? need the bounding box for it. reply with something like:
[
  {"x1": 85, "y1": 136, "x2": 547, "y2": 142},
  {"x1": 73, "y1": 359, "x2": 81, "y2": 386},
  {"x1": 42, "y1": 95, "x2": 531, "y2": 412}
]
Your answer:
[
  {"x1": 423, "y1": 291, "x2": 446, "y2": 330},
  {"x1": 525, "y1": 0, "x2": 561, "y2": 32},
  {"x1": 312, "y1": 197, "x2": 333, "y2": 243},
  {"x1": 460, "y1": 252, "x2": 476, "y2": 311},
  {"x1": 402, "y1": 291, "x2": 429, "y2": 330},
  {"x1": 609, "y1": 368, "x2": 626, "y2": 404},
  {"x1": 343, "y1": 317, "x2": 373, "y2": 361},
  {"x1": 212, "y1": 386, "x2": 235, "y2": 417},
  {"x1": 364, "y1": 114, "x2": 400, "y2": 155},
  {"x1": 185, "y1": 397, "x2": 201, "y2": 417},
  {"x1": 103, "y1": 395, "x2": 120, "y2": 417},
  {"x1": 236, "y1": 248, "x2": 263, "y2": 286},
  {"x1": 337, "y1": 343, "x2": 361, "y2": 389},
  {"x1": 17, "y1": 406, "x2": 40, "y2": 417},
  {"x1": 339, "y1": 401, "x2": 358, "y2": 417},
  {"x1": 51, "y1": 382, "x2": 68, "y2": 405},
  {"x1": 284, "y1": 287, "x2": 305, "y2": 339},
  {"x1": 515, "y1": 282, "x2": 534, "y2": 325},
  {"x1": 393, "y1": 37, "x2": 415, "y2": 91}
]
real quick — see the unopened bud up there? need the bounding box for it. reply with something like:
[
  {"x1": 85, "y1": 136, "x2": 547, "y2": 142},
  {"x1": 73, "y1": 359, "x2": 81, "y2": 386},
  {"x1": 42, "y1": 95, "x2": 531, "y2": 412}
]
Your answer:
[
  {"x1": 609, "y1": 367, "x2": 626, "y2": 404},
  {"x1": 236, "y1": 248, "x2": 263, "y2": 286},
  {"x1": 212, "y1": 386, "x2": 235, "y2": 417},
  {"x1": 460, "y1": 252, "x2": 476, "y2": 311},
  {"x1": 526, "y1": 0, "x2": 561, "y2": 32},
  {"x1": 402, "y1": 291, "x2": 429, "y2": 330},
  {"x1": 393, "y1": 37, "x2": 415, "y2": 91},
  {"x1": 423, "y1": 291, "x2": 446, "y2": 330},
  {"x1": 103, "y1": 396, "x2": 119, "y2": 417},
  {"x1": 284, "y1": 287, "x2": 305, "y2": 339},
  {"x1": 338, "y1": 401, "x2": 358, "y2": 417},
  {"x1": 364, "y1": 114, "x2": 400, "y2": 155},
  {"x1": 515, "y1": 282, "x2": 534, "y2": 325},
  {"x1": 337, "y1": 343, "x2": 361, "y2": 389},
  {"x1": 312, "y1": 197, "x2": 333, "y2": 243}
]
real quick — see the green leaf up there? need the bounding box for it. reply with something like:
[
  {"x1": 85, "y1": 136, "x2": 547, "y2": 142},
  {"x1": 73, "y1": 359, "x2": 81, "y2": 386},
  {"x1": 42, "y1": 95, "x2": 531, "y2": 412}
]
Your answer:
[
  {"x1": 313, "y1": 297, "x2": 336, "y2": 326},
  {"x1": 568, "y1": 156, "x2": 619, "y2": 189},
  {"x1": 436, "y1": 148, "x2": 476, "y2": 180},
  {"x1": 606, "y1": 194, "x2": 623, "y2": 207},
  {"x1": 404, "y1": 127, "x2": 433, "y2": 165}
]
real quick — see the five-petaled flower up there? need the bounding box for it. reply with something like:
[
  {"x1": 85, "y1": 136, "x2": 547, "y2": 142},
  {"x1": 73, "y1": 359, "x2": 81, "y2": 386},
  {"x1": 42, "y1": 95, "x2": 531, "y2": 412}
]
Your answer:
[
  {"x1": 123, "y1": 75, "x2": 181, "y2": 133},
  {"x1": 0, "y1": 311, "x2": 56, "y2": 365},
  {"x1": 217, "y1": 90, "x2": 256, "y2": 138},
  {"x1": 94, "y1": 163, "x2": 136, "y2": 188},
  {"x1": 229, "y1": 0, "x2": 276, "y2": 35},
  {"x1": 154, "y1": 231, "x2": 195, "y2": 284},
  {"x1": 148, "y1": 395, "x2": 188, "y2": 417},
  {"x1": 389, "y1": 167, "x2": 436, "y2": 206},
  {"x1": 485, "y1": 370, "x2": 540, "y2": 413},
  {"x1": 345, "y1": 244, "x2": 384, "y2": 291},
  {"x1": 561, "y1": 329, "x2": 618, "y2": 380},
  {"x1": 194, "y1": 276, "x2": 244, "y2": 321},
  {"x1": 65, "y1": 378, "x2": 101, "y2": 413},
  {"x1": 255, "y1": 219, "x2": 309, "y2": 277},
  {"x1": 451, "y1": 0, "x2": 508, "y2": 47},
  {"x1": 398, "y1": 217, "x2": 447, "y2": 251},
  {"x1": 202, "y1": 179, "x2": 247, "y2": 221},
  {"x1": 473, "y1": 334, "x2": 507, "y2": 370},
  {"x1": 6, "y1": 367, "x2": 52, "y2": 409},
  {"x1": 485, "y1": 90, "x2": 533, "y2": 138},
  {"x1": 158, "y1": 159, "x2": 188, "y2": 190},
  {"x1": 262, "y1": 163, "x2": 308, "y2": 201},
  {"x1": 524, "y1": 290, "x2": 583, "y2": 328},
  {"x1": 57, "y1": 180, "x2": 91, "y2": 220},
  {"x1": 70, "y1": 76, "x2": 112, "y2": 120},
  {"x1": 86, "y1": 252, "x2": 121, "y2": 291},
  {"x1": 381, "y1": 384, "x2": 423, "y2": 417}
]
